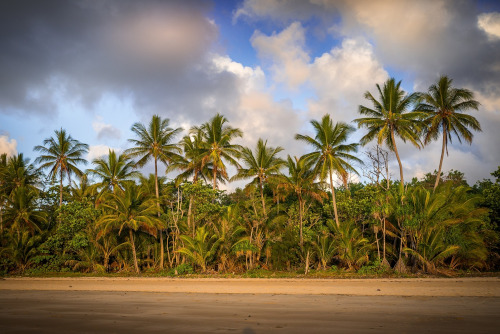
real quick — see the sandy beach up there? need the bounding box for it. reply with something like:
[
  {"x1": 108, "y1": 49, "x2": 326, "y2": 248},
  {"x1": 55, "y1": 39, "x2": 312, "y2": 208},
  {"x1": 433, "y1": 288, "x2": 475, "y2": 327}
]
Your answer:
[{"x1": 1, "y1": 277, "x2": 499, "y2": 333}]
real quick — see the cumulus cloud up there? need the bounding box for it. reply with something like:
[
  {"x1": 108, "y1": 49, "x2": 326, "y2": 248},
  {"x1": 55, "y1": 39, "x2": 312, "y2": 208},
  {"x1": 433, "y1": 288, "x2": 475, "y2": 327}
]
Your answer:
[
  {"x1": 86, "y1": 145, "x2": 121, "y2": 162},
  {"x1": 0, "y1": 135, "x2": 17, "y2": 156},
  {"x1": 92, "y1": 117, "x2": 121, "y2": 141},
  {"x1": 308, "y1": 38, "x2": 388, "y2": 123},
  {"x1": 251, "y1": 22, "x2": 311, "y2": 89},
  {"x1": 478, "y1": 12, "x2": 500, "y2": 41},
  {"x1": 210, "y1": 55, "x2": 303, "y2": 156}
]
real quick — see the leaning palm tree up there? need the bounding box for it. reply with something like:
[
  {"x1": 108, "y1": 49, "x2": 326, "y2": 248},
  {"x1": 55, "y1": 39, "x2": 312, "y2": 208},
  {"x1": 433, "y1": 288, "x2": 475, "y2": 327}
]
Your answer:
[
  {"x1": 88, "y1": 150, "x2": 140, "y2": 195},
  {"x1": 98, "y1": 183, "x2": 161, "y2": 273},
  {"x1": 192, "y1": 113, "x2": 243, "y2": 189},
  {"x1": 417, "y1": 76, "x2": 481, "y2": 191},
  {"x1": 125, "y1": 115, "x2": 182, "y2": 269},
  {"x1": 34, "y1": 128, "x2": 88, "y2": 207},
  {"x1": 354, "y1": 78, "x2": 423, "y2": 192},
  {"x1": 231, "y1": 138, "x2": 286, "y2": 217},
  {"x1": 296, "y1": 115, "x2": 361, "y2": 228}
]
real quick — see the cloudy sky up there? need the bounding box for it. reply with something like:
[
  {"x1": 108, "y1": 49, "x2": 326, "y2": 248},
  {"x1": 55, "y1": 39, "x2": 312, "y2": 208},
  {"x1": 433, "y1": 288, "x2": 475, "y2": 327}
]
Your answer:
[{"x1": 1, "y1": 0, "x2": 500, "y2": 187}]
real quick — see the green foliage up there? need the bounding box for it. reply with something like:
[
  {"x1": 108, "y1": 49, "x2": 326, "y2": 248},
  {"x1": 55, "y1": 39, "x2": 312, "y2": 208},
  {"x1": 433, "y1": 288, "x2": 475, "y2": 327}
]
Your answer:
[{"x1": 357, "y1": 260, "x2": 391, "y2": 275}]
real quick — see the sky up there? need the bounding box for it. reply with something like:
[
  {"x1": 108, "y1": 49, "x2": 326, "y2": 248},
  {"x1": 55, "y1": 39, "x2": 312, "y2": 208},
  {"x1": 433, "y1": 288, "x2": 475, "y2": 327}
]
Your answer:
[{"x1": 1, "y1": 0, "x2": 500, "y2": 189}]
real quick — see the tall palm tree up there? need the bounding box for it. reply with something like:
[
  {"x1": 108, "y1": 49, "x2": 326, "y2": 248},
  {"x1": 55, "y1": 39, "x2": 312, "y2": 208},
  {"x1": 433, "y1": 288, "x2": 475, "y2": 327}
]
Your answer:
[
  {"x1": 354, "y1": 78, "x2": 423, "y2": 192},
  {"x1": 296, "y1": 115, "x2": 361, "y2": 228},
  {"x1": 98, "y1": 183, "x2": 161, "y2": 273},
  {"x1": 34, "y1": 128, "x2": 88, "y2": 207},
  {"x1": 167, "y1": 133, "x2": 214, "y2": 236},
  {"x1": 277, "y1": 156, "x2": 326, "y2": 247},
  {"x1": 88, "y1": 150, "x2": 139, "y2": 194},
  {"x1": 417, "y1": 76, "x2": 481, "y2": 191},
  {"x1": 125, "y1": 115, "x2": 182, "y2": 269},
  {"x1": 231, "y1": 138, "x2": 286, "y2": 216},
  {"x1": 192, "y1": 113, "x2": 243, "y2": 189}
]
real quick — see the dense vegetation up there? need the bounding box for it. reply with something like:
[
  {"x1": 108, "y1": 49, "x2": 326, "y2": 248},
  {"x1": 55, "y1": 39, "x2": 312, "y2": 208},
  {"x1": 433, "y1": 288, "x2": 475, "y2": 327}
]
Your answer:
[{"x1": 1, "y1": 76, "x2": 498, "y2": 276}]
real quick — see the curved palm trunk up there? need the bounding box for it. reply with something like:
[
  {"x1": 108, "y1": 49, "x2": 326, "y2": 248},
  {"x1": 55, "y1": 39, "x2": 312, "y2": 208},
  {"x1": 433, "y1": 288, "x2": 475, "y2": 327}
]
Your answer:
[
  {"x1": 329, "y1": 170, "x2": 340, "y2": 228},
  {"x1": 434, "y1": 127, "x2": 447, "y2": 191},
  {"x1": 154, "y1": 157, "x2": 164, "y2": 270},
  {"x1": 390, "y1": 129, "x2": 405, "y2": 193},
  {"x1": 129, "y1": 229, "x2": 140, "y2": 273}
]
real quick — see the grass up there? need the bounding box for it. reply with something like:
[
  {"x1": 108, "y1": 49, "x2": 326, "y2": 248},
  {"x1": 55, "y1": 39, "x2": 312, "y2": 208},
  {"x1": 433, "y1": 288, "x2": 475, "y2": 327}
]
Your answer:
[{"x1": 3, "y1": 268, "x2": 499, "y2": 279}]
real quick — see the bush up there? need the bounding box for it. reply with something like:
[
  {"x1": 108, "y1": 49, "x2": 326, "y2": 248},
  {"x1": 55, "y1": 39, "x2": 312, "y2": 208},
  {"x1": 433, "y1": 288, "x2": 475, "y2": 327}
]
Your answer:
[{"x1": 357, "y1": 260, "x2": 391, "y2": 275}]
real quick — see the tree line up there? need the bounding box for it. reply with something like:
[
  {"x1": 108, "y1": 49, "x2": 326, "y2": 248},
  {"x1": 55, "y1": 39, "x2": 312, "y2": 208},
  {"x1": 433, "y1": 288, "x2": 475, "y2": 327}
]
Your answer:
[{"x1": 1, "y1": 76, "x2": 498, "y2": 275}]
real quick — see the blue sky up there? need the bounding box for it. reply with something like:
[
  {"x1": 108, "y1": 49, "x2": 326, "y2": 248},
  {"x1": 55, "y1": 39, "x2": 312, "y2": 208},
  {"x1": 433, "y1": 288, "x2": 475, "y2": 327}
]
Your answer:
[{"x1": 1, "y1": 0, "x2": 500, "y2": 188}]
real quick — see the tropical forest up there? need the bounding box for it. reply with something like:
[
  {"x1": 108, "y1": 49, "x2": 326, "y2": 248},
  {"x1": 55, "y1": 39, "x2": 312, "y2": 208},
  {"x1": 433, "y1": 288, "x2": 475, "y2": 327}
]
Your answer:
[{"x1": 1, "y1": 76, "x2": 499, "y2": 277}]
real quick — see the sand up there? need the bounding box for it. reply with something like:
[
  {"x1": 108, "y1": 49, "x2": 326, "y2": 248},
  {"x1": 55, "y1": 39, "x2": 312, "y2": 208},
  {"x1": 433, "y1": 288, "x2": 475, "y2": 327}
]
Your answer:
[
  {"x1": 1, "y1": 277, "x2": 499, "y2": 333},
  {"x1": 1, "y1": 276, "x2": 499, "y2": 296}
]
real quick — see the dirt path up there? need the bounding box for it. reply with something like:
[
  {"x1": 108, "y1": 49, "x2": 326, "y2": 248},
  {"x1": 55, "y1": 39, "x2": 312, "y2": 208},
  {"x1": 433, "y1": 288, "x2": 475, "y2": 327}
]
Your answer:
[{"x1": 1, "y1": 277, "x2": 499, "y2": 296}]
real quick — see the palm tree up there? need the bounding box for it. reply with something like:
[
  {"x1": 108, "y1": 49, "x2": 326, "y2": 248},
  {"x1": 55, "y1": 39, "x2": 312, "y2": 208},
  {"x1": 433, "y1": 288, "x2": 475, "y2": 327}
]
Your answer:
[
  {"x1": 34, "y1": 128, "x2": 88, "y2": 207},
  {"x1": 88, "y1": 150, "x2": 139, "y2": 194},
  {"x1": 125, "y1": 115, "x2": 182, "y2": 269},
  {"x1": 231, "y1": 138, "x2": 286, "y2": 217},
  {"x1": 1, "y1": 153, "x2": 40, "y2": 195},
  {"x1": 277, "y1": 156, "x2": 326, "y2": 247},
  {"x1": 417, "y1": 76, "x2": 481, "y2": 191},
  {"x1": 98, "y1": 183, "x2": 162, "y2": 273},
  {"x1": 354, "y1": 78, "x2": 423, "y2": 192},
  {"x1": 192, "y1": 113, "x2": 243, "y2": 189},
  {"x1": 296, "y1": 115, "x2": 361, "y2": 227},
  {"x1": 3, "y1": 186, "x2": 47, "y2": 236},
  {"x1": 169, "y1": 133, "x2": 212, "y2": 186},
  {"x1": 177, "y1": 225, "x2": 222, "y2": 272}
]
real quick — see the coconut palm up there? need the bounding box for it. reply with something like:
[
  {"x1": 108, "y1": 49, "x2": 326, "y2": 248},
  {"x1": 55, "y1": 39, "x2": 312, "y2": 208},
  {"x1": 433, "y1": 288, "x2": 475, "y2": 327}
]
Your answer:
[
  {"x1": 231, "y1": 138, "x2": 286, "y2": 217},
  {"x1": 192, "y1": 113, "x2": 243, "y2": 189},
  {"x1": 1, "y1": 153, "x2": 40, "y2": 196},
  {"x1": 277, "y1": 156, "x2": 326, "y2": 247},
  {"x1": 3, "y1": 186, "x2": 47, "y2": 236},
  {"x1": 89, "y1": 150, "x2": 139, "y2": 194},
  {"x1": 417, "y1": 76, "x2": 481, "y2": 191},
  {"x1": 125, "y1": 115, "x2": 182, "y2": 269},
  {"x1": 296, "y1": 115, "x2": 361, "y2": 227},
  {"x1": 97, "y1": 183, "x2": 162, "y2": 273},
  {"x1": 34, "y1": 128, "x2": 88, "y2": 207},
  {"x1": 354, "y1": 78, "x2": 423, "y2": 192}
]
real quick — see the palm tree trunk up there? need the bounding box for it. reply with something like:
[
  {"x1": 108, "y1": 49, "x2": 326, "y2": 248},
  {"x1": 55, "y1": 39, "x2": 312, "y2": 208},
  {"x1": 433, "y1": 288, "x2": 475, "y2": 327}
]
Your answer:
[
  {"x1": 154, "y1": 157, "x2": 164, "y2": 270},
  {"x1": 390, "y1": 129, "x2": 405, "y2": 193},
  {"x1": 259, "y1": 178, "x2": 266, "y2": 218},
  {"x1": 299, "y1": 196, "x2": 304, "y2": 247},
  {"x1": 59, "y1": 169, "x2": 63, "y2": 208},
  {"x1": 212, "y1": 165, "x2": 217, "y2": 190},
  {"x1": 434, "y1": 128, "x2": 447, "y2": 191},
  {"x1": 129, "y1": 229, "x2": 140, "y2": 274},
  {"x1": 329, "y1": 170, "x2": 340, "y2": 228}
]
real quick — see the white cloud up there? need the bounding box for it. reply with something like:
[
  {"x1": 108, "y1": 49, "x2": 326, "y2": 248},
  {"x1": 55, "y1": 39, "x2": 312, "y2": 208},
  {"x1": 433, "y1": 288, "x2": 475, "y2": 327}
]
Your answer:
[
  {"x1": 92, "y1": 116, "x2": 121, "y2": 140},
  {"x1": 0, "y1": 135, "x2": 17, "y2": 156},
  {"x1": 308, "y1": 38, "x2": 388, "y2": 123},
  {"x1": 208, "y1": 55, "x2": 303, "y2": 157},
  {"x1": 478, "y1": 12, "x2": 500, "y2": 41},
  {"x1": 251, "y1": 22, "x2": 311, "y2": 89},
  {"x1": 87, "y1": 145, "x2": 121, "y2": 162}
]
